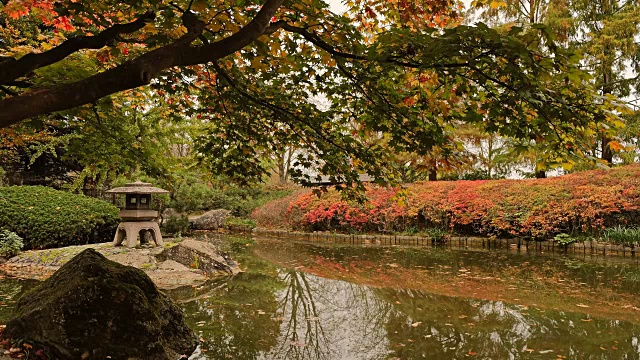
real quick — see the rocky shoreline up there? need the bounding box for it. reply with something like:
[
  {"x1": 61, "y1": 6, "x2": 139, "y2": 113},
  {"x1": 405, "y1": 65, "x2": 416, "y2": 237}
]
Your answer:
[{"x1": 0, "y1": 238, "x2": 241, "y2": 290}]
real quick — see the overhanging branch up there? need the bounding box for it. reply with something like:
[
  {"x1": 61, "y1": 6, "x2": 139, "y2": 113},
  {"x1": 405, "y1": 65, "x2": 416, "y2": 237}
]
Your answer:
[
  {"x1": 0, "y1": 10, "x2": 156, "y2": 86},
  {"x1": 281, "y1": 24, "x2": 471, "y2": 70},
  {"x1": 0, "y1": 0, "x2": 285, "y2": 128}
]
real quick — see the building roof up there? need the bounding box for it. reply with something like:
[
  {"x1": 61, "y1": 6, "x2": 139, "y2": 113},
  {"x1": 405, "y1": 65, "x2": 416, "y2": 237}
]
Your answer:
[
  {"x1": 106, "y1": 181, "x2": 169, "y2": 195},
  {"x1": 310, "y1": 174, "x2": 375, "y2": 185}
]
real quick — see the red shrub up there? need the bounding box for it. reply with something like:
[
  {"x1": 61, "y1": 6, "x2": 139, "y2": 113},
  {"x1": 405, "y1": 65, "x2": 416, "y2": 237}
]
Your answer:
[{"x1": 253, "y1": 165, "x2": 640, "y2": 239}]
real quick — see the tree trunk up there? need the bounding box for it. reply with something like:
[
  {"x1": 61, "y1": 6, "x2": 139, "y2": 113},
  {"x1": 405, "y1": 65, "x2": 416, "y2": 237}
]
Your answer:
[
  {"x1": 600, "y1": 1, "x2": 614, "y2": 164},
  {"x1": 277, "y1": 160, "x2": 287, "y2": 185},
  {"x1": 601, "y1": 68, "x2": 614, "y2": 164},
  {"x1": 428, "y1": 168, "x2": 437, "y2": 181},
  {"x1": 535, "y1": 169, "x2": 546, "y2": 179}
]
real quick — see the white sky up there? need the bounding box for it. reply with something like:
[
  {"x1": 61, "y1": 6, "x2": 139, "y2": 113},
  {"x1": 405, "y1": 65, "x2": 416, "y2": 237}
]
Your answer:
[{"x1": 326, "y1": 0, "x2": 473, "y2": 15}]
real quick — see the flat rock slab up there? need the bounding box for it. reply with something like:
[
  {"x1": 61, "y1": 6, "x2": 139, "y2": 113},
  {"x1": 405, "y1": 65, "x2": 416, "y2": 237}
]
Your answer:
[
  {"x1": 0, "y1": 239, "x2": 239, "y2": 289},
  {"x1": 158, "y1": 239, "x2": 241, "y2": 276}
]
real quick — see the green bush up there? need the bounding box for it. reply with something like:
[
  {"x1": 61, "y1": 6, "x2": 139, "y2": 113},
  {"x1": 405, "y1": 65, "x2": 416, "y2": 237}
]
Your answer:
[
  {"x1": 171, "y1": 183, "x2": 213, "y2": 213},
  {"x1": 162, "y1": 215, "x2": 191, "y2": 235},
  {"x1": 0, "y1": 230, "x2": 23, "y2": 258},
  {"x1": 169, "y1": 182, "x2": 295, "y2": 217},
  {"x1": 225, "y1": 216, "x2": 257, "y2": 230},
  {"x1": 0, "y1": 186, "x2": 120, "y2": 249}
]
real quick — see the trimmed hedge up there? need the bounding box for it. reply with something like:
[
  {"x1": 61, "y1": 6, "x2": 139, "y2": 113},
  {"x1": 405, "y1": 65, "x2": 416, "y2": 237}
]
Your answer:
[
  {"x1": 0, "y1": 186, "x2": 120, "y2": 249},
  {"x1": 253, "y1": 165, "x2": 640, "y2": 239}
]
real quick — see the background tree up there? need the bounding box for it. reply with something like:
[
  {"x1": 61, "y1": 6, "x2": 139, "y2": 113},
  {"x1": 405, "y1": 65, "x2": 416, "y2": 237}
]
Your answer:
[{"x1": 569, "y1": 0, "x2": 640, "y2": 164}]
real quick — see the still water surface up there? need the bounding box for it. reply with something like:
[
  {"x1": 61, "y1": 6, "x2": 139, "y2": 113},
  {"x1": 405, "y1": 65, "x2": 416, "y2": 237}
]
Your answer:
[
  {"x1": 177, "y1": 237, "x2": 640, "y2": 359},
  {"x1": 3, "y1": 237, "x2": 640, "y2": 359}
]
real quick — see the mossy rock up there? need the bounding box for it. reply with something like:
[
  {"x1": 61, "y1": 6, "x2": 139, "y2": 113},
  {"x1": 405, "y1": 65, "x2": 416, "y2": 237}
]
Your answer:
[{"x1": 2, "y1": 249, "x2": 197, "y2": 359}]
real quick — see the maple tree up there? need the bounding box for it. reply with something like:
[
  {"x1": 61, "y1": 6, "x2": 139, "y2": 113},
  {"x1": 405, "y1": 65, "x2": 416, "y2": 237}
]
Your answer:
[{"x1": 0, "y1": 0, "x2": 625, "y2": 187}]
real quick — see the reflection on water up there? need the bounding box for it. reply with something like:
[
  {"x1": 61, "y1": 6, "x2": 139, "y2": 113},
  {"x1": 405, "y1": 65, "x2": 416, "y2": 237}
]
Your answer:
[
  {"x1": 178, "y1": 237, "x2": 640, "y2": 359},
  {"x1": 2, "y1": 237, "x2": 640, "y2": 359},
  {"x1": 0, "y1": 276, "x2": 37, "y2": 324}
]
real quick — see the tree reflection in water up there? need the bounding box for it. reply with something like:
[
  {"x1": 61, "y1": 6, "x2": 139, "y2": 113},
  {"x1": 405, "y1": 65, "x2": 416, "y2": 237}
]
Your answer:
[
  {"x1": 174, "y1": 237, "x2": 640, "y2": 359},
  {"x1": 267, "y1": 269, "x2": 392, "y2": 359}
]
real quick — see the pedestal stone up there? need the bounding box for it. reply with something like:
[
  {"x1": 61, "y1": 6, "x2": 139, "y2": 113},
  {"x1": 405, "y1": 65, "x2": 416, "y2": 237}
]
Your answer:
[{"x1": 113, "y1": 221, "x2": 164, "y2": 248}]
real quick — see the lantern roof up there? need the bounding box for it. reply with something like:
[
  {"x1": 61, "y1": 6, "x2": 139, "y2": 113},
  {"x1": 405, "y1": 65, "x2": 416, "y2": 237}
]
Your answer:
[{"x1": 106, "y1": 181, "x2": 169, "y2": 195}]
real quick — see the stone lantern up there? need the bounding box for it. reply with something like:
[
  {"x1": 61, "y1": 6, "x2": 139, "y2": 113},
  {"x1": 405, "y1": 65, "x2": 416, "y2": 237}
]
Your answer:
[{"x1": 106, "y1": 181, "x2": 169, "y2": 248}]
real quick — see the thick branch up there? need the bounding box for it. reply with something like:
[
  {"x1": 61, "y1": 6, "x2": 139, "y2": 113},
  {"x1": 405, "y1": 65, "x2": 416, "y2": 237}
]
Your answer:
[
  {"x1": 178, "y1": 0, "x2": 285, "y2": 65},
  {"x1": 0, "y1": 0, "x2": 285, "y2": 128},
  {"x1": 0, "y1": 11, "x2": 156, "y2": 86}
]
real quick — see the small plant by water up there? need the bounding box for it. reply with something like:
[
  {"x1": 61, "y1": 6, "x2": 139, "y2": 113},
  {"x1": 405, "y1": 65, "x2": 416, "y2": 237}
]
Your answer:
[
  {"x1": 605, "y1": 226, "x2": 640, "y2": 247},
  {"x1": 426, "y1": 228, "x2": 449, "y2": 243},
  {"x1": 554, "y1": 233, "x2": 578, "y2": 246},
  {"x1": 0, "y1": 230, "x2": 24, "y2": 258},
  {"x1": 191, "y1": 254, "x2": 200, "y2": 269}
]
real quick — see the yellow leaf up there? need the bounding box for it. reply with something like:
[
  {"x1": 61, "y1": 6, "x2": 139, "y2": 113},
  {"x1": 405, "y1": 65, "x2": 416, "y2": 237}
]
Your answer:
[
  {"x1": 490, "y1": 0, "x2": 505, "y2": 9},
  {"x1": 321, "y1": 52, "x2": 333, "y2": 65},
  {"x1": 191, "y1": 0, "x2": 207, "y2": 12},
  {"x1": 251, "y1": 56, "x2": 268, "y2": 71},
  {"x1": 170, "y1": 25, "x2": 187, "y2": 38},
  {"x1": 270, "y1": 40, "x2": 281, "y2": 56},
  {"x1": 143, "y1": 23, "x2": 158, "y2": 35},
  {"x1": 208, "y1": 22, "x2": 222, "y2": 33}
]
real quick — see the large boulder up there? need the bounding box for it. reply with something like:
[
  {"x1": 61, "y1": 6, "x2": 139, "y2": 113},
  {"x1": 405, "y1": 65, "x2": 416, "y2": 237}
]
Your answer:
[
  {"x1": 162, "y1": 208, "x2": 181, "y2": 219},
  {"x1": 2, "y1": 249, "x2": 197, "y2": 360},
  {"x1": 158, "y1": 239, "x2": 240, "y2": 276},
  {"x1": 191, "y1": 209, "x2": 230, "y2": 230}
]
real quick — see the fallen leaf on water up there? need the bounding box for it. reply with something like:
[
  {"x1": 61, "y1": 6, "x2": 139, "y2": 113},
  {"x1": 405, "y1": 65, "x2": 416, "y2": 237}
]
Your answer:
[{"x1": 411, "y1": 322, "x2": 422, "y2": 327}]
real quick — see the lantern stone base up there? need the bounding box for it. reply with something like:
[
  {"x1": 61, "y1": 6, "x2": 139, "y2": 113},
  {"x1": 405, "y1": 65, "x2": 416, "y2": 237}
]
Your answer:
[{"x1": 113, "y1": 221, "x2": 164, "y2": 248}]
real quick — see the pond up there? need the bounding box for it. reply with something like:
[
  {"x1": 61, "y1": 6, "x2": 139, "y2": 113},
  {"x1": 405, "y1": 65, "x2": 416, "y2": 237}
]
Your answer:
[{"x1": 4, "y1": 236, "x2": 640, "y2": 359}]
